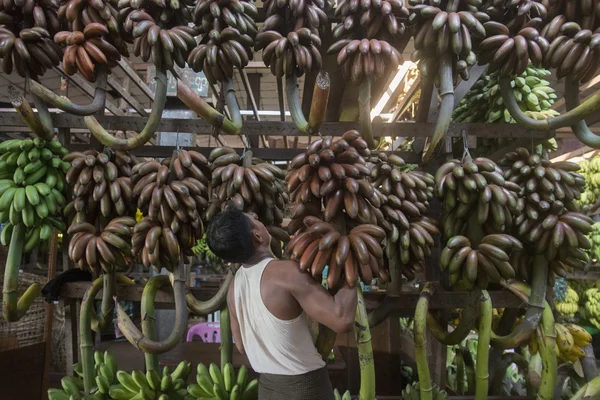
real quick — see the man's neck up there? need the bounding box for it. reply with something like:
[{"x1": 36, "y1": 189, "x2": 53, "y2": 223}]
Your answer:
[{"x1": 243, "y1": 249, "x2": 274, "y2": 267}]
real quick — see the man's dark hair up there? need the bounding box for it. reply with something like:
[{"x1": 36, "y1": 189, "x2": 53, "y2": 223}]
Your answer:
[{"x1": 206, "y1": 206, "x2": 254, "y2": 264}]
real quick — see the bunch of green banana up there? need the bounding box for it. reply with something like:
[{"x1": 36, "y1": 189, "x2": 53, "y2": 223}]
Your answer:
[
  {"x1": 499, "y1": 150, "x2": 593, "y2": 281},
  {"x1": 542, "y1": 0, "x2": 600, "y2": 31},
  {"x1": 0, "y1": 0, "x2": 63, "y2": 77},
  {"x1": 568, "y1": 278, "x2": 598, "y2": 314},
  {"x1": 188, "y1": 363, "x2": 258, "y2": 400},
  {"x1": 189, "y1": 0, "x2": 257, "y2": 83},
  {"x1": 583, "y1": 287, "x2": 600, "y2": 329},
  {"x1": 63, "y1": 150, "x2": 137, "y2": 227},
  {"x1": 410, "y1": 0, "x2": 487, "y2": 82},
  {"x1": 541, "y1": 17, "x2": 600, "y2": 82},
  {"x1": 575, "y1": 158, "x2": 600, "y2": 210},
  {"x1": 401, "y1": 381, "x2": 448, "y2": 400},
  {"x1": 256, "y1": 0, "x2": 326, "y2": 79},
  {"x1": 192, "y1": 234, "x2": 223, "y2": 267},
  {"x1": 435, "y1": 157, "x2": 521, "y2": 238},
  {"x1": 440, "y1": 233, "x2": 523, "y2": 288},
  {"x1": 48, "y1": 350, "x2": 118, "y2": 400},
  {"x1": 205, "y1": 147, "x2": 288, "y2": 229},
  {"x1": 333, "y1": 389, "x2": 352, "y2": 400},
  {"x1": 555, "y1": 286, "x2": 580, "y2": 319},
  {"x1": 528, "y1": 322, "x2": 592, "y2": 363},
  {"x1": 0, "y1": 138, "x2": 69, "y2": 250},
  {"x1": 453, "y1": 66, "x2": 560, "y2": 124},
  {"x1": 368, "y1": 151, "x2": 439, "y2": 281},
  {"x1": 109, "y1": 361, "x2": 192, "y2": 400}
]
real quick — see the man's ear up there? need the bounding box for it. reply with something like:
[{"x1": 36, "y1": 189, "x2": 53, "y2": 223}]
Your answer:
[{"x1": 251, "y1": 229, "x2": 264, "y2": 244}]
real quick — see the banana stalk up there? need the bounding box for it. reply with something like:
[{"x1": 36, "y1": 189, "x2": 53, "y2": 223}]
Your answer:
[
  {"x1": 116, "y1": 265, "x2": 188, "y2": 354},
  {"x1": 80, "y1": 277, "x2": 103, "y2": 394},
  {"x1": 178, "y1": 77, "x2": 242, "y2": 135},
  {"x1": 220, "y1": 305, "x2": 232, "y2": 370},
  {"x1": 286, "y1": 74, "x2": 312, "y2": 135},
  {"x1": 564, "y1": 76, "x2": 600, "y2": 148},
  {"x1": 475, "y1": 290, "x2": 492, "y2": 400},
  {"x1": 426, "y1": 292, "x2": 479, "y2": 345},
  {"x1": 414, "y1": 282, "x2": 434, "y2": 400},
  {"x1": 505, "y1": 280, "x2": 556, "y2": 400},
  {"x1": 2, "y1": 224, "x2": 42, "y2": 321},
  {"x1": 367, "y1": 254, "x2": 400, "y2": 328},
  {"x1": 85, "y1": 67, "x2": 168, "y2": 150},
  {"x1": 358, "y1": 77, "x2": 375, "y2": 149},
  {"x1": 186, "y1": 270, "x2": 234, "y2": 315},
  {"x1": 582, "y1": 344, "x2": 598, "y2": 383},
  {"x1": 455, "y1": 349, "x2": 466, "y2": 395},
  {"x1": 491, "y1": 254, "x2": 547, "y2": 349},
  {"x1": 461, "y1": 347, "x2": 476, "y2": 394},
  {"x1": 28, "y1": 67, "x2": 108, "y2": 116},
  {"x1": 355, "y1": 285, "x2": 375, "y2": 400},
  {"x1": 500, "y1": 76, "x2": 600, "y2": 140},
  {"x1": 307, "y1": 71, "x2": 331, "y2": 135},
  {"x1": 8, "y1": 85, "x2": 53, "y2": 140},
  {"x1": 423, "y1": 54, "x2": 455, "y2": 163},
  {"x1": 32, "y1": 94, "x2": 55, "y2": 140},
  {"x1": 139, "y1": 274, "x2": 169, "y2": 371},
  {"x1": 91, "y1": 270, "x2": 115, "y2": 333}
]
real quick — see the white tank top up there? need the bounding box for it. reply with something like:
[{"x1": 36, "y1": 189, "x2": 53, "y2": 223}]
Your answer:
[{"x1": 233, "y1": 258, "x2": 326, "y2": 375}]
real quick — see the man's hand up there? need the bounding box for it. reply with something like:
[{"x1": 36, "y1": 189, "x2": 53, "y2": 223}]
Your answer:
[{"x1": 287, "y1": 267, "x2": 357, "y2": 334}]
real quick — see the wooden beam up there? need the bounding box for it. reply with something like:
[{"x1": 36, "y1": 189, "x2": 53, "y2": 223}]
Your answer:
[
  {"x1": 106, "y1": 74, "x2": 148, "y2": 116},
  {"x1": 390, "y1": 76, "x2": 421, "y2": 122},
  {"x1": 0, "y1": 112, "x2": 554, "y2": 139},
  {"x1": 53, "y1": 66, "x2": 124, "y2": 116},
  {"x1": 117, "y1": 59, "x2": 155, "y2": 100}
]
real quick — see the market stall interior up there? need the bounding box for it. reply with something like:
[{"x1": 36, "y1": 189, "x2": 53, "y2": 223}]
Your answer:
[{"x1": 3, "y1": 0, "x2": 600, "y2": 398}]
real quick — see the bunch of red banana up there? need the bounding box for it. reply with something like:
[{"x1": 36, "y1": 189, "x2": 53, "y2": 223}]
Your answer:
[
  {"x1": 256, "y1": 27, "x2": 323, "y2": 78},
  {"x1": 285, "y1": 217, "x2": 386, "y2": 288},
  {"x1": 67, "y1": 217, "x2": 136, "y2": 274},
  {"x1": 327, "y1": 37, "x2": 402, "y2": 82},
  {"x1": 440, "y1": 233, "x2": 522, "y2": 288},
  {"x1": 125, "y1": 10, "x2": 197, "y2": 72},
  {"x1": 63, "y1": 150, "x2": 137, "y2": 226},
  {"x1": 542, "y1": 0, "x2": 600, "y2": 31},
  {"x1": 286, "y1": 130, "x2": 377, "y2": 234},
  {"x1": 333, "y1": 0, "x2": 409, "y2": 39},
  {"x1": 410, "y1": 1, "x2": 487, "y2": 82},
  {"x1": 54, "y1": 23, "x2": 121, "y2": 82},
  {"x1": 132, "y1": 150, "x2": 210, "y2": 237},
  {"x1": 0, "y1": 25, "x2": 62, "y2": 77},
  {"x1": 255, "y1": 0, "x2": 326, "y2": 78},
  {"x1": 262, "y1": 0, "x2": 328, "y2": 34},
  {"x1": 205, "y1": 147, "x2": 287, "y2": 228},
  {"x1": 477, "y1": 22, "x2": 550, "y2": 77},
  {"x1": 131, "y1": 217, "x2": 187, "y2": 272},
  {"x1": 541, "y1": 17, "x2": 600, "y2": 82},
  {"x1": 0, "y1": 0, "x2": 63, "y2": 78},
  {"x1": 59, "y1": 0, "x2": 128, "y2": 56},
  {"x1": 483, "y1": 0, "x2": 548, "y2": 33},
  {"x1": 435, "y1": 157, "x2": 521, "y2": 239},
  {"x1": 368, "y1": 152, "x2": 438, "y2": 280},
  {"x1": 327, "y1": 0, "x2": 406, "y2": 83},
  {"x1": 190, "y1": 0, "x2": 257, "y2": 83}
]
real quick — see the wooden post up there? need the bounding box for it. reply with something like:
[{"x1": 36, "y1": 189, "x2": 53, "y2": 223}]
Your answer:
[
  {"x1": 41, "y1": 229, "x2": 59, "y2": 399},
  {"x1": 245, "y1": 72, "x2": 261, "y2": 148}
]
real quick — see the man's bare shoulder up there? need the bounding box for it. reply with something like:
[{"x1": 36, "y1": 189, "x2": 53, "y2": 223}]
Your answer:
[{"x1": 266, "y1": 259, "x2": 314, "y2": 286}]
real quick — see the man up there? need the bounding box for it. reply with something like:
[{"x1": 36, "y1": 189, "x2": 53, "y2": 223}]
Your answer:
[{"x1": 206, "y1": 206, "x2": 357, "y2": 400}]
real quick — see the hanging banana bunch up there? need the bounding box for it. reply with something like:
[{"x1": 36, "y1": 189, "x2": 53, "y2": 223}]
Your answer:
[
  {"x1": 498, "y1": 149, "x2": 593, "y2": 284},
  {"x1": 367, "y1": 151, "x2": 438, "y2": 281},
  {"x1": 0, "y1": 138, "x2": 69, "y2": 321},
  {"x1": 409, "y1": 0, "x2": 489, "y2": 162},
  {"x1": 541, "y1": 0, "x2": 600, "y2": 31},
  {"x1": 0, "y1": 0, "x2": 62, "y2": 78},
  {"x1": 190, "y1": 0, "x2": 257, "y2": 84},
  {"x1": 204, "y1": 147, "x2": 290, "y2": 258},
  {"x1": 130, "y1": 150, "x2": 211, "y2": 272},
  {"x1": 326, "y1": 0, "x2": 407, "y2": 147}
]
